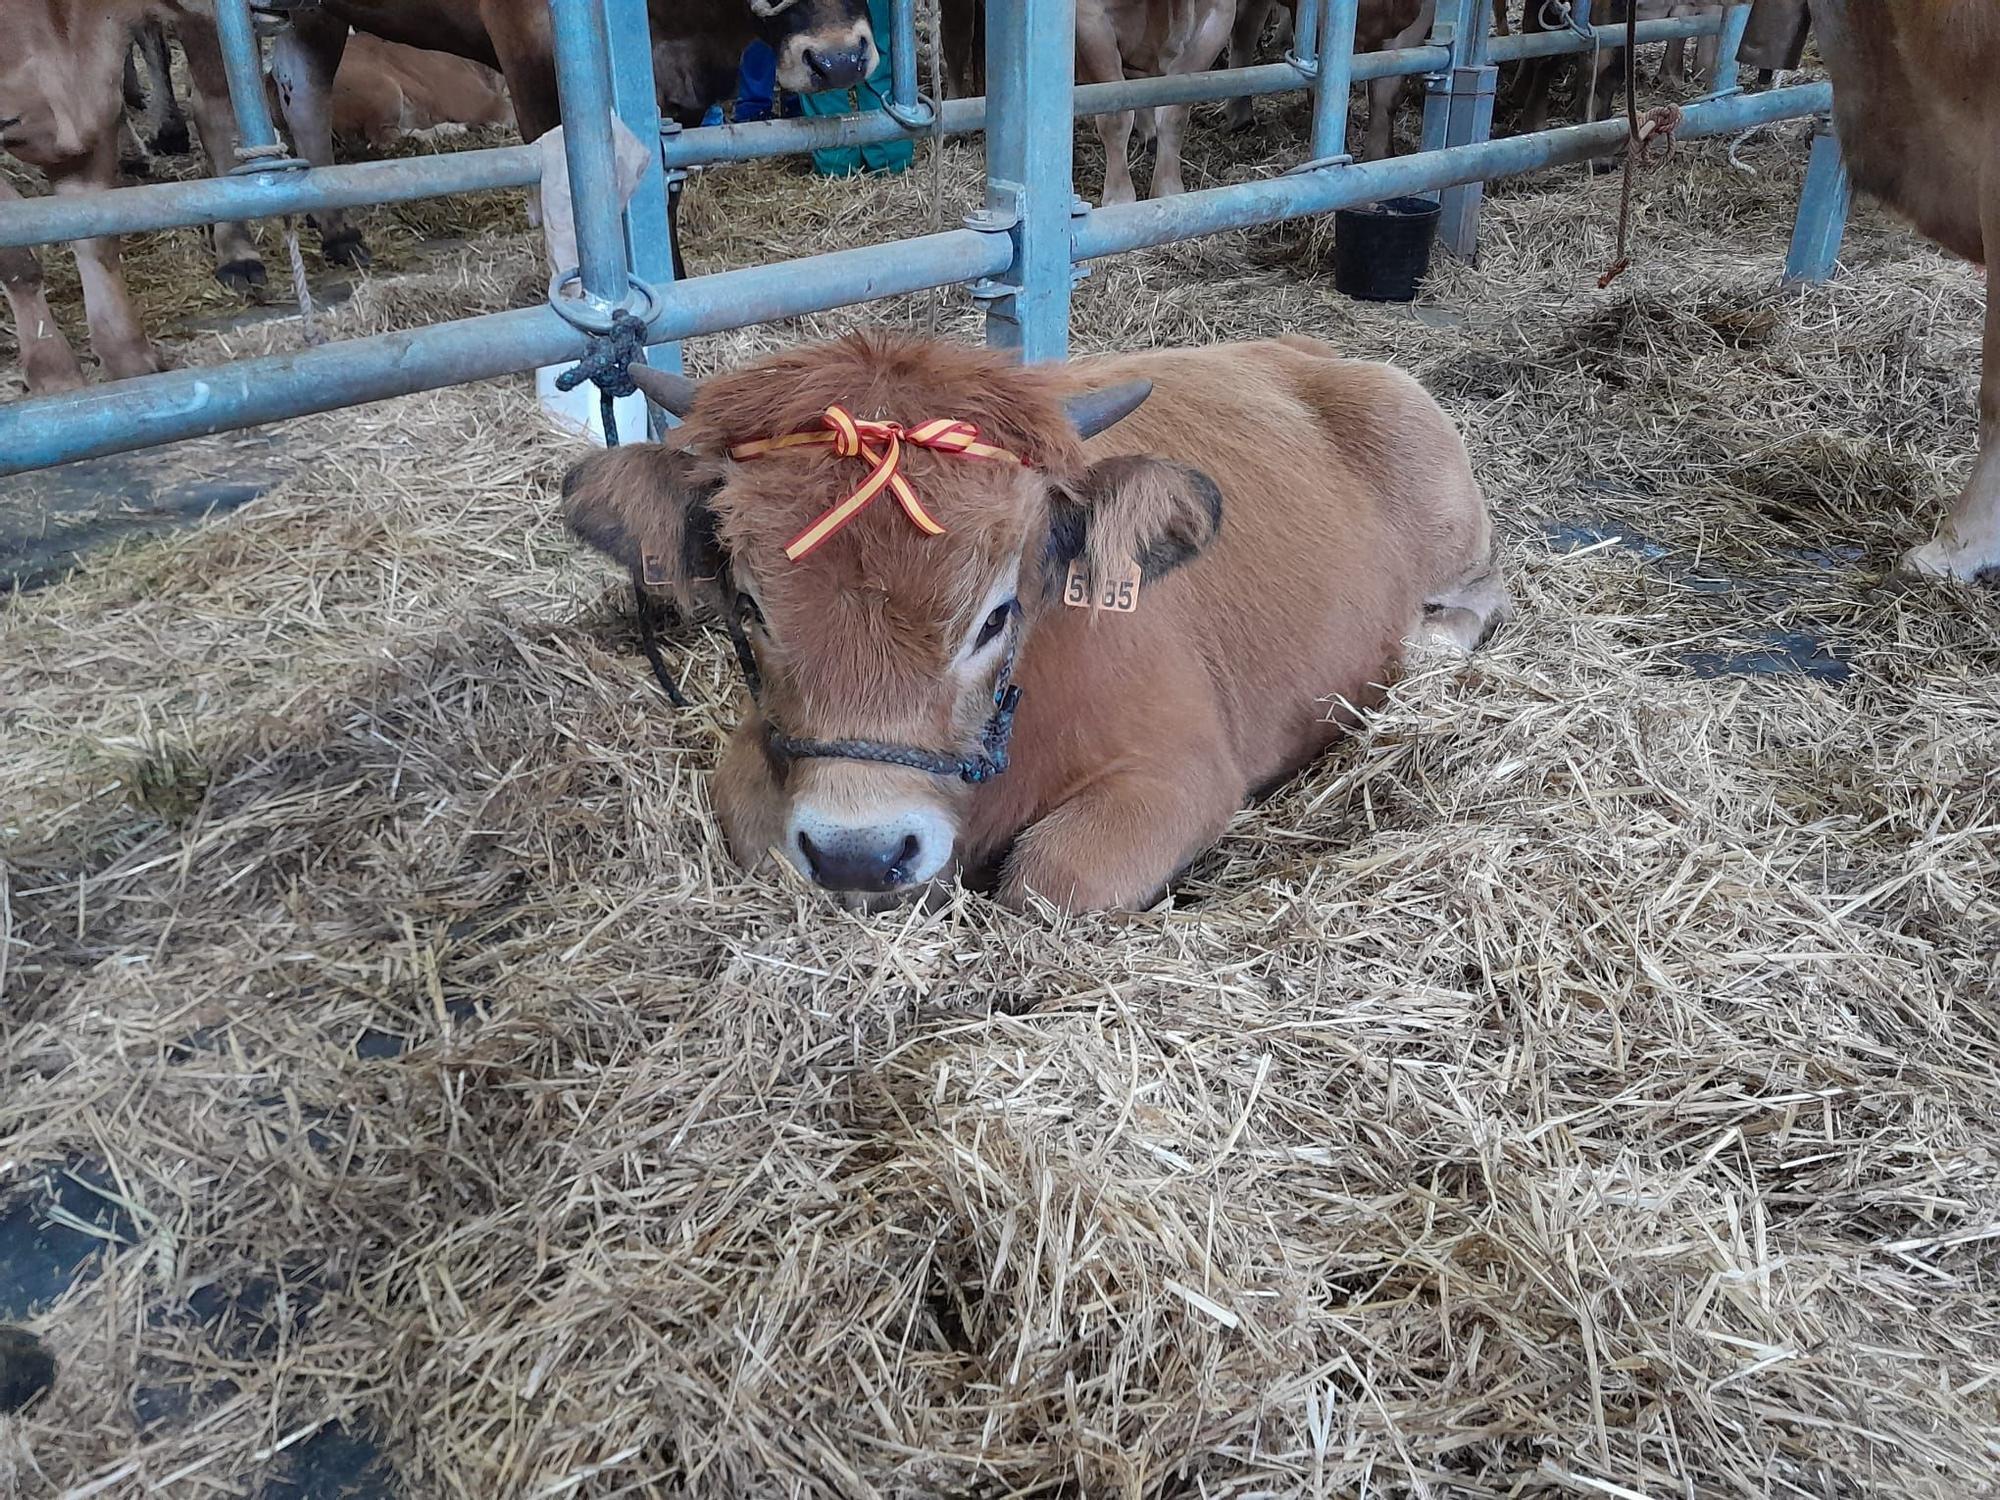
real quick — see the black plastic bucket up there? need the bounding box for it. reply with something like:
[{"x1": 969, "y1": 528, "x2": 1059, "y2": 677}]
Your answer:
[{"x1": 1332, "y1": 196, "x2": 1442, "y2": 303}]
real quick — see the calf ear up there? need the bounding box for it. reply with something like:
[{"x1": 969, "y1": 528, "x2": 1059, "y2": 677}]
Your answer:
[
  {"x1": 1046, "y1": 454, "x2": 1224, "y2": 593},
  {"x1": 560, "y1": 444, "x2": 722, "y2": 611}
]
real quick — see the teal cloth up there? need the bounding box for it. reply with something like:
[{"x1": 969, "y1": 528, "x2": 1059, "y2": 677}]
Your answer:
[{"x1": 798, "y1": 0, "x2": 913, "y2": 177}]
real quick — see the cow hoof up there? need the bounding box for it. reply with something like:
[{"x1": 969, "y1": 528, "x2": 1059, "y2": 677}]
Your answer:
[
  {"x1": 0, "y1": 1326, "x2": 56, "y2": 1415},
  {"x1": 1589, "y1": 157, "x2": 1620, "y2": 177},
  {"x1": 1898, "y1": 535, "x2": 2000, "y2": 585},
  {"x1": 321, "y1": 231, "x2": 372, "y2": 269},
  {"x1": 1100, "y1": 183, "x2": 1138, "y2": 207},
  {"x1": 120, "y1": 154, "x2": 154, "y2": 181},
  {"x1": 215, "y1": 258, "x2": 267, "y2": 294},
  {"x1": 150, "y1": 121, "x2": 192, "y2": 157},
  {"x1": 25, "y1": 363, "x2": 87, "y2": 396},
  {"x1": 1224, "y1": 112, "x2": 1256, "y2": 135}
]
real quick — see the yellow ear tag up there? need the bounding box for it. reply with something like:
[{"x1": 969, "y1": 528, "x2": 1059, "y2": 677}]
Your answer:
[
  {"x1": 1063, "y1": 558, "x2": 1142, "y2": 613},
  {"x1": 640, "y1": 549, "x2": 673, "y2": 587}
]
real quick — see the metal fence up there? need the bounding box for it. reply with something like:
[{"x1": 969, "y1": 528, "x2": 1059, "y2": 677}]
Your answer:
[{"x1": 0, "y1": 0, "x2": 1851, "y2": 476}]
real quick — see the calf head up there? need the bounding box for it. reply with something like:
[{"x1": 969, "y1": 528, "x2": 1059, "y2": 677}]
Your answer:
[
  {"x1": 560, "y1": 334, "x2": 1223, "y2": 900},
  {"x1": 739, "y1": 0, "x2": 878, "y2": 95}
]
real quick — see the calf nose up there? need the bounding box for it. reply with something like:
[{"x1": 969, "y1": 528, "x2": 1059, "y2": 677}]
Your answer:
[
  {"x1": 788, "y1": 807, "x2": 951, "y2": 894},
  {"x1": 802, "y1": 43, "x2": 870, "y2": 91}
]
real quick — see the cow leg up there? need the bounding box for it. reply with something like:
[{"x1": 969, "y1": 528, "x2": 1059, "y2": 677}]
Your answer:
[
  {"x1": 1076, "y1": 10, "x2": 1137, "y2": 205},
  {"x1": 1223, "y1": 0, "x2": 1275, "y2": 132},
  {"x1": 176, "y1": 14, "x2": 271, "y2": 290},
  {"x1": 1419, "y1": 560, "x2": 1510, "y2": 653},
  {"x1": 999, "y1": 771, "x2": 1237, "y2": 913},
  {"x1": 0, "y1": 180, "x2": 87, "y2": 394},
  {"x1": 49, "y1": 143, "x2": 158, "y2": 381},
  {"x1": 1151, "y1": 0, "x2": 1234, "y2": 198},
  {"x1": 138, "y1": 21, "x2": 191, "y2": 157},
  {"x1": 1364, "y1": 76, "x2": 1412, "y2": 162},
  {"x1": 267, "y1": 13, "x2": 369, "y2": 268},
  {"x1": 1662, "y1": 37, "x2": 1687, "y2": 86},
  {"x1": 1901, "y1": 266, "x2": 2000, "y2": 583}
]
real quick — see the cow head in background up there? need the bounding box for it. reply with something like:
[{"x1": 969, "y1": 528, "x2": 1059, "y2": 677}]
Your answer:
[{"x1": 559, "y1": 334, "x2": 1223, "y2": 899}]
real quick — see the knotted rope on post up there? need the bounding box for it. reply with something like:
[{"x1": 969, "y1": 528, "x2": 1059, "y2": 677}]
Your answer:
[
  {"x1": 555, "y1": 306, "x2": 649, "y2": 449},
  {"x1": 1598, "y1": 4, "x2": 1683, "y2": 289}
]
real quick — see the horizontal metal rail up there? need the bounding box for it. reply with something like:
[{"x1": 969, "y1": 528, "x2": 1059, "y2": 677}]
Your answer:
[
  {"x1": 0, "y1": 13, "x2": 1725, "y2": 253},
  {"x1": 0, "y1": 230, "x2": 1014, "y2": 475},
  {"x1": 0, "y1": 76, "x2": 1829, "y2": 477},
  {"x1": 1487, "y1": 12, "x2": 1724, "y2": 64},
  {"x1": 1071, "y1": 79, "x2": 1829, "y2": 259}
]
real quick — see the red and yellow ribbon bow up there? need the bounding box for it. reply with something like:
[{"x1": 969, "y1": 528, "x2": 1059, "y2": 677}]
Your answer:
[{"x1": 730, "y1": 405, "x2": 1022, "y2": 562}]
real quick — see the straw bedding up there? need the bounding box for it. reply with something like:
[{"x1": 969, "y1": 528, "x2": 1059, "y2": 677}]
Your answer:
[{"x1": 3, "y1": 80, "x2": 1998, "y2": 1500}]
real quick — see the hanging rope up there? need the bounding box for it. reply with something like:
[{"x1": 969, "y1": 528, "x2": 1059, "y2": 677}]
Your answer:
[
  {"x1": 281, "y1": 217, "x2": 323, "y2": 346},
  {"x1": 1598, "y1": 5, "x2": 1682, "y2": 288}
]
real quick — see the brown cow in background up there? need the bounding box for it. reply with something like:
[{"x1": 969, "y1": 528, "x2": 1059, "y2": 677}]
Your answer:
[
  {"x1": 1749, "y1": 0, "x2": 1998, "y2": 581},
  {"x1": 0, "y1": 0, "x2": 264, "y2": 392},
  {"x1": 1076, "y1": 0, "x2": 1240, "y2": 202},
  {"x1": 559, "y1": 333, "x2": 1505, "y2": 912},
  {"x1": 265, "y1": 0, "x2": 880, "y2": 274},
  {"x1": 330, "y1": 33, "x2": 512, "y2": 151},
  {"x1": 1222, "y1": 0, "x2": 1436, "y2": 161}
]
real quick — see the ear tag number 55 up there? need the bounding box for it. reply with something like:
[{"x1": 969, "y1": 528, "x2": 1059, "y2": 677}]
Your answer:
[{"x1": 1063, "y1": 559, "x2": 1141, "y2": 613}]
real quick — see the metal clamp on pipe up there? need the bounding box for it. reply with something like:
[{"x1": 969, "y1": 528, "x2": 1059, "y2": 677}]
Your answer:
[{"x1": 1284, "y1": 50, "x2": 1321, "y2": 82}]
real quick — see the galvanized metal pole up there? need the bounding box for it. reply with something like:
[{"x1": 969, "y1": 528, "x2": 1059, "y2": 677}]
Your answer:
[
  {"x1": 1706, "y1": 2, "x2": 1751, "y2": 96},
  {"x1": 603, "y1": 0, "x2": 683, "y2": 417},
  {"x1": 1783, "y1": 118, "x2": 1851, "y2": 284},
  {"x1": 891, "y1": 0, "x2": 921, "y2": 117},
  {"x1": 212, "y1": 0, "x2": 292, "y2": 163},
  {"x1": 1307, "y1": 0, "x2": 1360, "y2": 164},
  {"x1": 980, "y1": 0, "x2": 1075, "y2": 360},
  {"x1": 1435, "y1": 0, "x2": 1498, "y2": 259},
  {"x1": 1290, "y1": 0, "x2": 1324, "y2": 74},
  {"x1": 548, "y1": 0, "x2": 632, "y2": 307}
]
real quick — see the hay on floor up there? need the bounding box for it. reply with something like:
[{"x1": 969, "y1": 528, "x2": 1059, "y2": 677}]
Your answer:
[{"x1": 3, "y1": 76, "x2": 1999, "y2": 1500}]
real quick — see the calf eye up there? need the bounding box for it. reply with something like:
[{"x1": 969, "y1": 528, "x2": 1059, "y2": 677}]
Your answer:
[
  {"x1": 974, "y1": 601, "x2": 1014, "y2": 651},
  {"x1": 736, "y1": 592, "x2": 763, "y2": 629}
]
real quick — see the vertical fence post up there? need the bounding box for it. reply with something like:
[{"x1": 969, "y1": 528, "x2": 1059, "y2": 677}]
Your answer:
[
  {"x1": 981, "y1": 0, "x2": 1075, "y2": 360},
  {"x1": 1706, "y1": 2, "x2": 1751, "y2": 97},
  {"x1": 891, "y1": 0, "x2": 921, "y2": 118},
  {"x1": 548, "y1": 0, "x2": 632, "y2": 308},
  {"x1": 213, "y1": 0, "x2": 299, "y2": 168},
  {"x1": 1306, "y1": 0, "x2": 1360, "y2": 165},
  {"x1": 1783, "y1": 117, "x2": 1851, "y2": 284},
  {"x1": 1434, "y1": 0, "x2": 1497, "y2": 259},
  {"x1": 1289, "y1": 0, "x2": 1324, "y2": 76},
  {"x1": 604, "y1": 0, "x2": 682, "y2": 433}
]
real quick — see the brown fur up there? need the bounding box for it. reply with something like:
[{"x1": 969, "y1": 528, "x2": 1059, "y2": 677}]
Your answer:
[
  {"x1": 0, "y1": 0, "x2": 278, "y2": 390},
  {"x1": 330, "y1": 34, "x2": 512, "y2": 150},
  {"x1": 1759, "y1": 0, "x2": 2000, "y2": 580},
  {"x1": 1077, "y1": 0, "x2": 1240, "y2": 202},
  {"x1": 562, "y1": 334, "x2": 1502, "y2": 913}
]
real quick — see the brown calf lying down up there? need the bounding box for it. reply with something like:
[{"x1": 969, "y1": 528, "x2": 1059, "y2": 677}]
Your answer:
[
  {"x1": 330, "y1": 34, "x2": 512, "y2": 151},
  {"x1": 561, "y1": 335, "x2": 1505, "y2": 912}
]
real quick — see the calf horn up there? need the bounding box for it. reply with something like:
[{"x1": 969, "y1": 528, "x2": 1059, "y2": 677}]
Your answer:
[
  {"x1": 1064, "y1": 379, "x2": 1153, "y2": 438},
  {"x1": 628, "y1": 364, "x2": 702, "y2": 418}
]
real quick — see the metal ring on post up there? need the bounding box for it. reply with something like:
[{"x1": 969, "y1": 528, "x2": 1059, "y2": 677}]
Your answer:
[
  {"x1": 885, "y1": 94, "x2": 940, "y2": 130},
  {"x1": 228, "y1": 142, "x2": 309, "y2": 177},
  {"x1": 1283, "y1": 49, "x2": 1321, "y2": 81},
  {"x1": 546, "y1": 269, "x2": 666, "y2": 335}
]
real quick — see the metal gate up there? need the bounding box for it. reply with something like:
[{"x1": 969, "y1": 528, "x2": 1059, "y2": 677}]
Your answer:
[{"x1": 0, "y1": 0, "x2": 1849, "y2": 475}]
